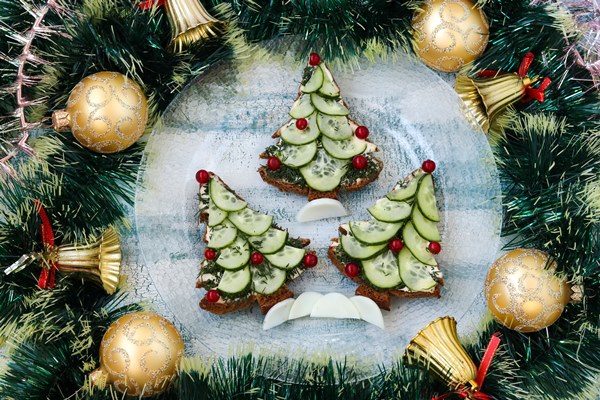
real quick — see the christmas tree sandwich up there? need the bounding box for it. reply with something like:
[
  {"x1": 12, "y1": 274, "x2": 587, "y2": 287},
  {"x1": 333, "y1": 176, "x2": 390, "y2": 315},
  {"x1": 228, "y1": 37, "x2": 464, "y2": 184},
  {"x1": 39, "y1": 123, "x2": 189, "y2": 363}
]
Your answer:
[
  {"x1": 195, "y1": 170, "x2": 318, "y2": 315},
  {"x1": 259, "y1": 52, "x2": 383, "y2": 201},
  {"x1": 328, "y1": 160, "x2": 444, "y2": 310}
]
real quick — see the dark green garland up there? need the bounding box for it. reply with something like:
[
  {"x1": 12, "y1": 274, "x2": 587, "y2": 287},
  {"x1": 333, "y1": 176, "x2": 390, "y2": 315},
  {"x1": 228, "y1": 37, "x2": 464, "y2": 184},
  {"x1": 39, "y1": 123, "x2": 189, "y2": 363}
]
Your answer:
[{"x1": 0, "y1": 0, "x2": 598, "y2": 399}]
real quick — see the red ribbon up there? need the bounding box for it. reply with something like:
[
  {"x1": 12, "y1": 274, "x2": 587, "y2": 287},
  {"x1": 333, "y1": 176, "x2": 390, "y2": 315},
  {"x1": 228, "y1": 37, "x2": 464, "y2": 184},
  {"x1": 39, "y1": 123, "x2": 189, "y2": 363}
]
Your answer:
[
  {"x1": 432, "y1": 333, "x2": 502, "y2": 400},
  {"x1": 477, "y1": 52, "x2": 550, "y2": 103},
  {"x1": 517, "y1": 52, "x2": 535, "y2": 78},
  {"x1": 138, "y1": 0, "x2": 164, "y2": 10},
  {"x1": 34, "y1": 199, "x2": 57, "y2": 289},
  {"x1": 522, "y1": 77, "x2": 551, "y2": 103}
]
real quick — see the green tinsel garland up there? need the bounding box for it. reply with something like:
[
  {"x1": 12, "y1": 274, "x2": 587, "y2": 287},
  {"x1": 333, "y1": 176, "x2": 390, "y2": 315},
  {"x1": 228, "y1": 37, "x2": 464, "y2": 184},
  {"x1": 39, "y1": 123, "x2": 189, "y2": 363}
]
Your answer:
[{"x1": 0, "y1": 0, "x2": 598, "y2": 399}]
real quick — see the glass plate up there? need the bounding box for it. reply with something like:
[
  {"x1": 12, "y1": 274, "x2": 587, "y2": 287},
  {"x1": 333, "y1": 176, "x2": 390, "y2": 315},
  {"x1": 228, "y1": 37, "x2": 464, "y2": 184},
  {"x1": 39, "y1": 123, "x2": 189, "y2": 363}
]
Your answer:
[{"x1": 134, "y1": 53, "x2": 502, "y2": 374}]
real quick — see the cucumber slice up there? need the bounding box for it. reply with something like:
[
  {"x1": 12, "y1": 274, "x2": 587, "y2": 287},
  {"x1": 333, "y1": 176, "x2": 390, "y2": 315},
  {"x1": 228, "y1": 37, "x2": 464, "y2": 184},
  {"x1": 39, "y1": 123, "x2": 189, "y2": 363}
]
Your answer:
[
  {"x1": 317, "y1": 63, "x2": 340, "y2": 97},
  {"x1": 311, "y1": 94, "x2": 349, "y2": 116},
  {"x1": 349, "y1": 220, "x2": 402, "y2": 245},
  {"x1": 264, "y1": 245, "x2": 306, "y2": 270},
  {"x1": 247, "y1": 228, "x2": 288, "y2": 254},
  {"x1": 301, "y1": 66, "x2": 324, "y2": 93},
  {"x1": 217, "y1": 266, "x2": 251, "y2": 294},
  {"x1": 317, "y1": 114, "x2": 353, "y2": 140},
  {"x1": 386, "y1": 172, "x2": 423, "y2": 202},
  {"x1": 398, "y1": 247, "x2": 437, "y2": 291},
  {"x1": 340, "y1": 234, "x2": 387, "y2": 260},
  {"x1": 367, "y1": 198, "x2": 412, "y2": 223},
  {"x1": 322, "y1": 135, "x2": 367, "y2": 159},
  {"x1": 216, "y1": 236, "x2": 250, "y2": 270},
  {"x1": 208, "y1": 198, "x2": 228, "y2": 226},
  {"x1": 412, "y1": 206, "x2": 441, "y2": 242},
  {"x1": 362, "y1": 250, "x2": 402, "y2": 289},
  {"x1": 251, "y1": 266, "x2": 287, "y2": 295},
  {"x1": 207, "y1": 220, "x2": 238, "y2": 249},
  {"x1": 289, "y1": 94, "x2": 315, "y2": 119},
  {"x1": 280, "y1": 115, "x2": 319, "y2": 145},
  {"x1": 210, "y1": 179, "x2": 247, "y2": 212},
  {"x1": 403, "y1": 221, "x2": 437, "y2": 266},
  {"x1": 278, "y1": 140, "x2": 318, "y2": 167},
  {"x1": 299, "y1": 149, "x2": 349, "y2": 192},
  {"x1": 228, "y1": 208, "x2": 273, "y2": 236},
  {"x1": 417, "y1": 174, "x2": 440, "y2": 222}
]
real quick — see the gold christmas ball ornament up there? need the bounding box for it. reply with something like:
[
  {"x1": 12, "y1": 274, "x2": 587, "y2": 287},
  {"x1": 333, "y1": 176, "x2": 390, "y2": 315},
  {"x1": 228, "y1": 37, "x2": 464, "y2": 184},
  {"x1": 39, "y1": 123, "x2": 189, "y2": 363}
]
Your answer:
[
  {"x1": 412, "y1": 0, "x2": 489, "y2": 72},
  {"x1": 52, "y1": 72, "x2": 148, "y2": 153},
  {"x1": 484, "y1": 249, "x2": 571, "y2": 332},
  {"x1": 90, "y1": 311, "x2": 184, "y2": 397}
]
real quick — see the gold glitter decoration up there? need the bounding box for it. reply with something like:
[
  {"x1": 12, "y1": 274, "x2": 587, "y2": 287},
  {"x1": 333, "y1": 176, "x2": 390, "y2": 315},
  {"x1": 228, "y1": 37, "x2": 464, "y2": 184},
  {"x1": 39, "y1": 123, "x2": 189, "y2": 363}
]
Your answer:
[
  {"x1": 90, "y1": 312, "x2": 184, "y2": 397},
  {"x1": 52, "y1": 72, "x2": 148, "y2": 154},
  {"x1": 484, "y1": 249, "x2": 571, "y2": 332},
  {"x1": 412, "y1": 0, "x2": 489, "y2": 72}
]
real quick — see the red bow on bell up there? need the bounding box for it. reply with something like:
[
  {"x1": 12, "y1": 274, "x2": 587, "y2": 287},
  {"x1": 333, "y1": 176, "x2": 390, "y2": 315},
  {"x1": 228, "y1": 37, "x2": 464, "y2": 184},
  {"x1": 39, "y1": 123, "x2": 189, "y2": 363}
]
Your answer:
[
  {"x1": 34, "y1": 199, "x2": 58, "y2": 289},
  {"x1": 479, "y1": 52, "x2": 551, "y2": 103},
  {"x1": 433, "y1": 334, "x2": 502, "y2": 400}
]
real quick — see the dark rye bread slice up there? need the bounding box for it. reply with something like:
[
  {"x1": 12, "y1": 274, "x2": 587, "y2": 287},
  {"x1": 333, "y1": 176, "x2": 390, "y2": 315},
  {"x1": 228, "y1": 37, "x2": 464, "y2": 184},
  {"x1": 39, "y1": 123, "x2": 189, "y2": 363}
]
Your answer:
[
  {"x1": 327, "y1": 240, "x2": 442, "y2": 311},
  {"x1": 197, "y1": 173, "x2": 311, "y2": 315},
  {"x1": 258, "y1": 157, "x2": 384, "y2": 201},
  {"x1": 196, "y1": 285, "x2": 296, "y2": 315}
]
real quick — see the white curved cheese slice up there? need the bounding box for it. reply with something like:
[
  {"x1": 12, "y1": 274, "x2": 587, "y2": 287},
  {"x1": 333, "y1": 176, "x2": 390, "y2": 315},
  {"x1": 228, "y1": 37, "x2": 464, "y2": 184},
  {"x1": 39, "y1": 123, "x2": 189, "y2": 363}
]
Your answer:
[
  {"x1": 296, "y1": 199, "x2": 348, "y2": 222},
  {"x1": 289, "y1": 292, "x2": 323, "y2": 320},
  {"x1": 262, "y1": 298, "x2": 295, "y2": 330},
  {"x1": 310, "y1": 292, "x2": 360, "y2": 319},
  {"x1": 350, "y1": 296, "x2": 385, "y2": 329}
]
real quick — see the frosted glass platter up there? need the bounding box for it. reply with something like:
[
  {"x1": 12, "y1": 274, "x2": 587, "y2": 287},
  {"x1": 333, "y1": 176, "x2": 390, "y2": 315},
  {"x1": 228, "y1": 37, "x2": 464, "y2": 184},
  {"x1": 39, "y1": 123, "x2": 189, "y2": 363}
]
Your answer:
[{"x1": 134, "y1": 52, "x2": 502, "y2": 373}]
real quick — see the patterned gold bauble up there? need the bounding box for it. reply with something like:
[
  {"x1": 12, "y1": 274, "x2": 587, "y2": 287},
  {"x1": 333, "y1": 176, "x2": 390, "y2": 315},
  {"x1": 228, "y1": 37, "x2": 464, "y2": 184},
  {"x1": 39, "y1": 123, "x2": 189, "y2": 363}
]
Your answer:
[
  {"x1": 484, "y1": 249, "x2": 571, "y2": 332},
  {"x1": 412, "y1": 0, "x2": 489, "y2": 72},
  {"x1": 90, "y1": 312, "x2": 184, "y2": 397},
  {"x1": 52, "y1": 72, "x2": 148, "y2": 153}
]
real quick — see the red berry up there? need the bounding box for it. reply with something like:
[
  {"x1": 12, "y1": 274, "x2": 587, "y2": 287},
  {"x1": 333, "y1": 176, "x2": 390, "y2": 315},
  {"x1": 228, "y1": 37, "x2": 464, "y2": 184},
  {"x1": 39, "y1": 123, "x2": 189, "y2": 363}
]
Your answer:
[
  {"x1": 352, "y1": 155, "x2": 368, "y2": 170},
  {"x1": 422, "y1": 159, "x2": 436, "y2": 173},
  {"x1": 267, "y1": 157, "x2": 282, "y2": 171},
  {"x1": 204, "y1": 248, "x2": 216, "y2": 260},
  {"x1": 355, "y1": 126, "x2": 369, "y2": 139},
  {"x1": 206, "y1": 289, "x2": 220, "y2": 303},
  {"x1": 309, "y1": 52, "x2": 321, "y2": 66},
  {"x1": 303, "y1": 253, "x2": 318, "y2": 268},
  {"x1": 251, "y1": 251, "x2": 264, "y2": 265},
  {"x1": 345, "y1": 262, "x2": 360, "y2": 277},
  {"x1": 428, "y1": 241, "x2": 442, "y2": 254},
  {"x1": 295, "y1": 118, "x2": 308, "y2": 130},
  {"x1": 388, "y1": 239, "x2": 403, "y2": 253},
  {"x1": 195, "y1": 169, "x2": 210, "y2": 184}
]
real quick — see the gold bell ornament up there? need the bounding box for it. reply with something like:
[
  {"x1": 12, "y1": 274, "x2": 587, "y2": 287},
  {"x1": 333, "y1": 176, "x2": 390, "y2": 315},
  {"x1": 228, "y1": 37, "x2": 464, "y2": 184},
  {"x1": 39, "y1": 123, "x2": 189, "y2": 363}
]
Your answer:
[
  {"x1": 455, "y1": 52, "x2": 551, "y2": 133},
  {"x1": 3, "y1": 201, "x2": 121, "y2": 294},
  {"x1": 90, "y1": 311, "x2": 185, "y2": 397},
  {"x1": 139, "y1": 0, "x2": 224, "y2": 52},
  {"x1": 404, "y1": 316, "x2": 501, "y2": 399},
  {"x1": 52, "y1": 72, "x2": 148, "y2": 153}
]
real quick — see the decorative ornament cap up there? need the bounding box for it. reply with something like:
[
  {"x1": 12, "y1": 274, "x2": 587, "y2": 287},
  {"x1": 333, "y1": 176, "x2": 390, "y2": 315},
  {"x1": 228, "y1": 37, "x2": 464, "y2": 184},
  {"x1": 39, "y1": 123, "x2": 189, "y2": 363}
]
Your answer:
[
  {"x1": 52, "y1": 109, "x2": 71, "y2": 132},
  {"x1": 570, "y1": 284, "x2": 585, "y2": 303},
  {"x1": 89, "y1": 368, "x2": 108, "y2": 389}
]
